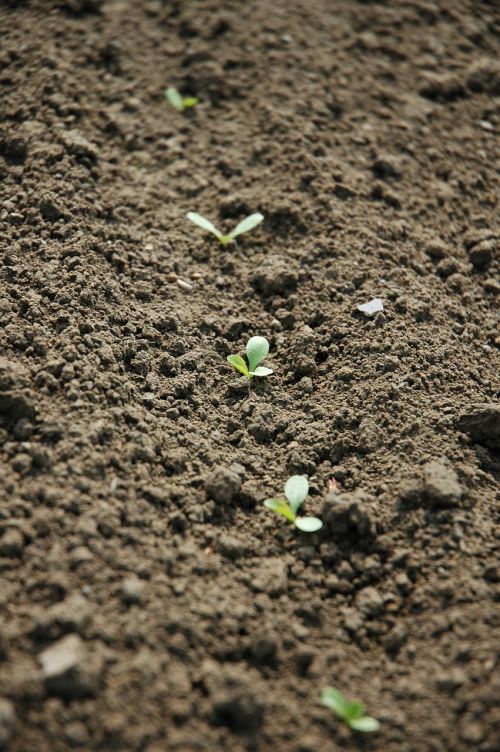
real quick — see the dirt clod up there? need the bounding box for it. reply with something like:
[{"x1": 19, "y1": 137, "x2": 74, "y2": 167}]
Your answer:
[
  {"x1": 457, "y1": 404, "x2": 500, "y2": 448},
  {"x1": 250, "y1": 256, "x2": 298, "y2": 296},
  {"x1": 251, "y1": 558, "x2": 288, "y2": 596},
  {"x1": 207, "y1": 664, "x2": 264, "y2": 733},
  {"x1": 322, "y1": 491, "x2": 378, "y2": 542},
  {"x1": 423, "y1": 461, "x2": 463, "y2": 508},
  {"x1": 218, "y1": 533, "x2": 246, "y2": 560},
  {"x1": 206, "y1": 465, "x2": 242, "y2": 504},
  {"x1": 39, "y1": 634, "x2": 102, "y2": 699},
  {"x1": 467, "y1": 239, "x2": 495, "y2": 271},
  {"x1": 372, "y1": 154, "x2": 403, "y2": 180},
  {"x1": 0, "y1": 529, "x2": 25, "y2": 558},
  {"x1": 31, "y1": 595, "x2": 91, "y2": 640},
  {"x1": 355, "y1": 586, "x2": 384, "y2": 618}
]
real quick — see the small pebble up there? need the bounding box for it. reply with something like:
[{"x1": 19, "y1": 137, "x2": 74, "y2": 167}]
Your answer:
[
  {"x1": 0, "y1": 528, "x2": 25, "y2": 557},
  {"x1": 121, "y1": 576, "x2": 146, "y2": 606}
]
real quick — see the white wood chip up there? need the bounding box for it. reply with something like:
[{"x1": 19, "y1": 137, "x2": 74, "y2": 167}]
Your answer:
[{"x1": 176, "y1": 278, "x2": 193, "y2": 292}]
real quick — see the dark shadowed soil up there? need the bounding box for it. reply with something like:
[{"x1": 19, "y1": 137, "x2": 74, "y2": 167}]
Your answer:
[{"x1": 0, "y1": 0, "x2": 499, "y2": 750}]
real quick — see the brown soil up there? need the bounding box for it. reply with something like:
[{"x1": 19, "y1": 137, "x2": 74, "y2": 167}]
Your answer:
[{"x1": 0, "y1": 1, "x2": 499, "y2": 750}]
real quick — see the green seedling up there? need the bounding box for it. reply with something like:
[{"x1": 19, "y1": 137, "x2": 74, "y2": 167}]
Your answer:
[
  {"x1": 165, "y1": 87, "x2": 198, "y2": 112},
  {"x1": 264, "y1": 475, "x2": 322, "y2": 533},
  {"x1": 186, "y1": 211, "x2": 264, "y2": 246},
  {"x1": 227, "y1": 336, "x2": 273, "y2": 379},
  {"x1": 321, "y1": 687, "x2": 380, "y2": 733}
]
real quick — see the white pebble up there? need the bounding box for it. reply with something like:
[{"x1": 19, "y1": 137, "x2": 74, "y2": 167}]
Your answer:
[{"x1": 357, "y1": 298, "x2": 384, "y2": 316}]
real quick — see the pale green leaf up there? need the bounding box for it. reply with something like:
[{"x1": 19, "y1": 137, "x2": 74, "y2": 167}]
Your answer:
[
  {"x1": 295, "y1": 516, "x2": 323, "y2": 533},
  {"x1": 321, "y1": 687, "x2": 350, "y2": 718},
  {"x1": 246, "y1": 336, "x2": 269, "y2": 372},
  {"x1": 264, "y1": 498, "x2": 295, "y2": 523},
  {"x1": 228, "y1": 212, "x2": 264, "y2": 239},
  {"x1": 186, "y1": 212, "x2": 222, "y2": 239},
  {"x1": 249, "y1": 366, "x2": 273, "y2": 377},
  {"x1": 284, "y1": 475, "x2": 308, "y2": 514},
  {"x1": 349, "y1": 716, "x2": 380, "y2": 733},
  {"x1": 345, "y1": 701, "x2": 364, "y2": 721},
  {"x1": 165, "y1": 87, "x2": 184, "y2": 111},
  {"x1": 227, "y1": 354, "x2": 249, "y2": 377}
]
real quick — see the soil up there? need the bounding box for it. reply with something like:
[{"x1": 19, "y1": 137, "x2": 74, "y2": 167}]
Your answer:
[{"x1": 0, "y1": 1, "x2": 499, "y2": 751}]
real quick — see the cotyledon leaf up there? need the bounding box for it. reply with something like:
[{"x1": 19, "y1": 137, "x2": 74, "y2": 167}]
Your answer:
[
  {"x1": 228, "y1": 212, "x2": 264, "y2": 239},
  {"x1": 345, "y1": 701, "x2": 365, "y2": 721},
  {"x1": 321, "y1": 687, "x2": 350, "y2": 717},
  {"x1": 249, "y1": 366, "x2": 273, "y2": 377},
  {"x1": 246, "y1": 336, "x2": 269, "y2": 373},
  {"x1": 264, "y1": 498, "x2": 296, "y2": 523},
  {"x1": 349, "y1": 716, "x2": 380, "y2": 733},
  {"x1": 186, "y1": 212, "x2": 223, "y2": 239},
  {"x1": 294, "y1": 516, "x2": 323, "y2": 533},
  {"x1": 227, "y1": 354, "x2": 249, "y2": 377},
  {"x1": 165, "y1": 87, "x2": 184, "y2": 111},
  {"x1": 284, "y1": 475, "x2": 309, "y2": 515}
]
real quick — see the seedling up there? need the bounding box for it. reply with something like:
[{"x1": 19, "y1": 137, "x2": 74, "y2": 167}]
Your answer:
[
  {"x1": 227, "y1": 336, "x2": 273, "y2": 379},
  {"x1": 165, "y1": 87, "x2": 198, "y2": 112},
  {"x1": 321, "y1": 687, "x2": 380, "y2": 733},
  {"x1": 264, "y1": 476, "x2": 322, "y2": 533},
  {"x1": 186, "y1": 211, "x2": 264, "y2": 246}
]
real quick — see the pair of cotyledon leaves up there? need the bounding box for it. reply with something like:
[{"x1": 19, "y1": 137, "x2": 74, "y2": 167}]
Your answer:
[
  {"x1": 227, "y1": 335, "x2": 273, "y2": 379},
  {"x1": 321, "y1": 687, "x2": 380, "y2": 733},
  {"x1": 186, "y1": 211, "x2": 264, "y2": 246},
  {"x1": 264, "y1": 475, "x2": 322, "y2": 533},
  {"x1": 165, "y1": 87, "x2": 198, "y2": 112}
]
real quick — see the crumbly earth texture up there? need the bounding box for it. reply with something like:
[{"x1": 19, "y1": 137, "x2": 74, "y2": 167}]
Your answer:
[{"x1": 0, "y1": 1, "x2": 499, "y2": 751}]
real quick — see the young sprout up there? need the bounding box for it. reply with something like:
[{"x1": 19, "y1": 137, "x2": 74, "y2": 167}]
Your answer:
[
  {"x1": 227, "y1": 336, "x2": 273, "y2": 379},
  {"x1": 186, "y1": 211, "x2": 264, "y2": 246},
  {"x1": 264, "y1": 476, "x2": 322, "y2": 533},
  {"x1": 165, "y1": 87, "x2": 198, "y2": 112},
  {"x1": 321, "y1": 687, "x2": 380, "y2": 733}
]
